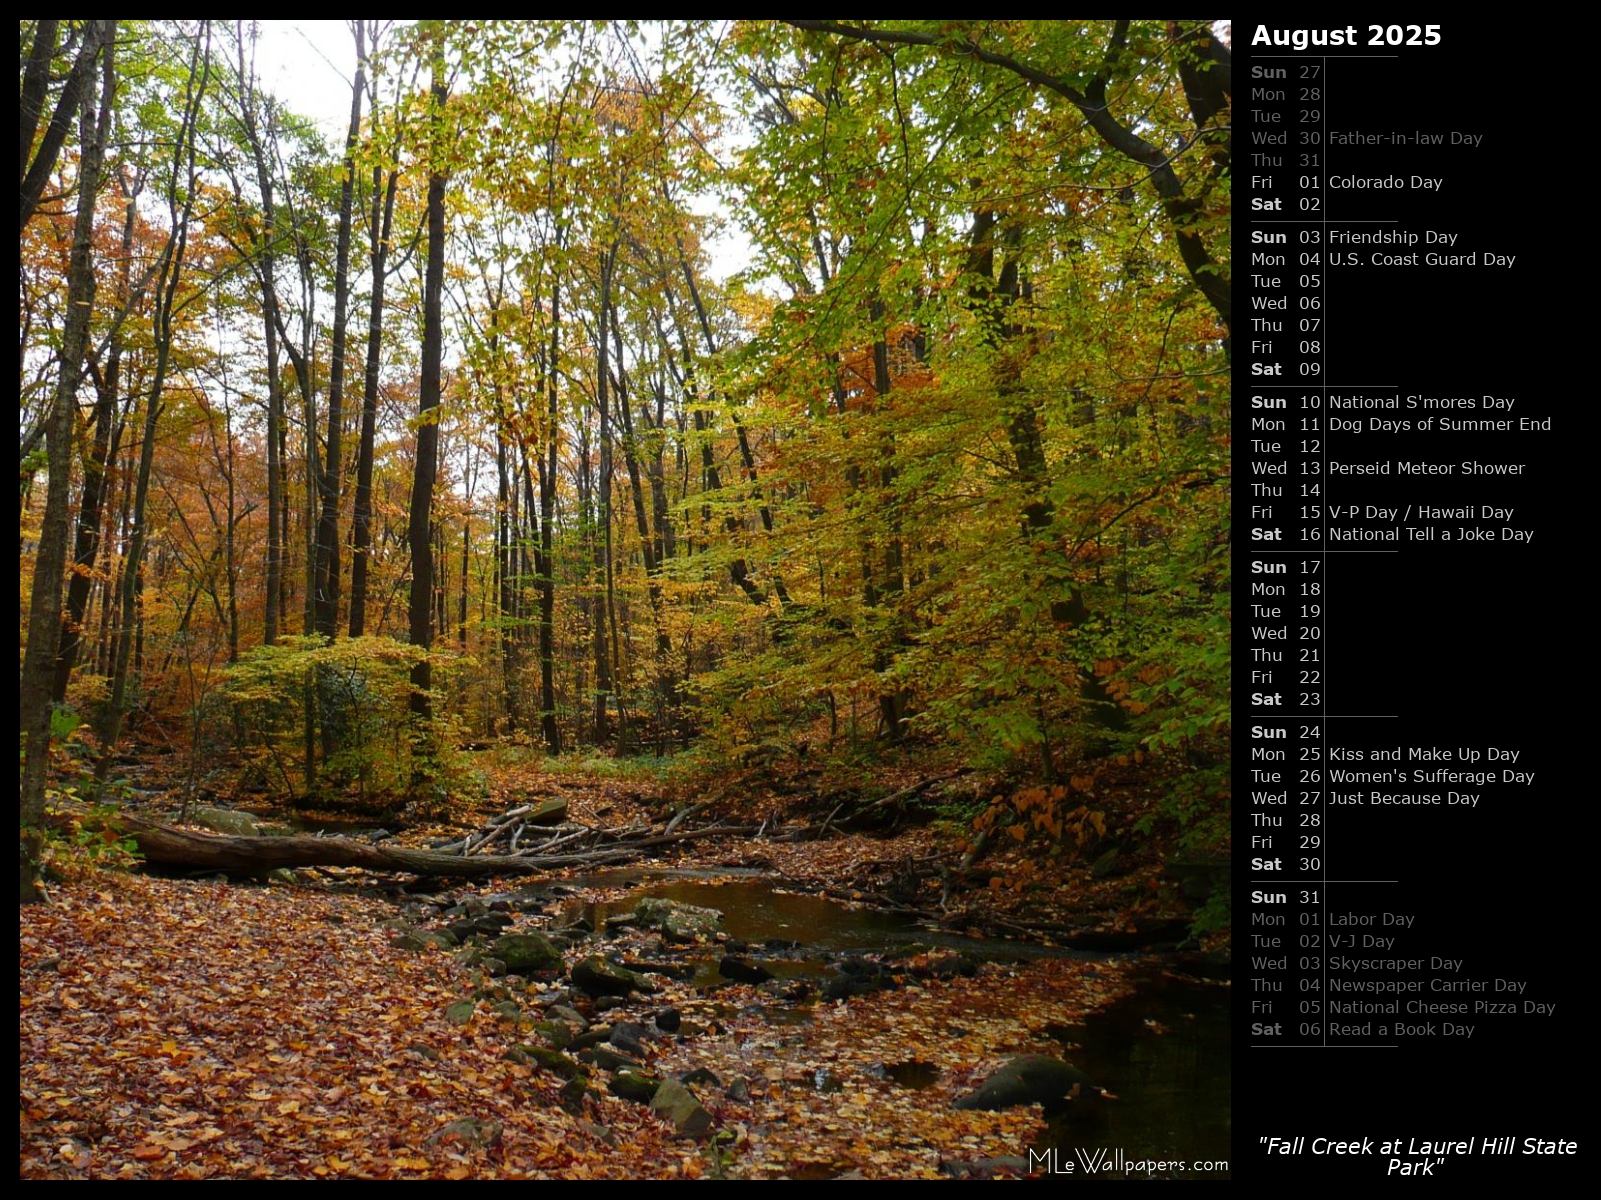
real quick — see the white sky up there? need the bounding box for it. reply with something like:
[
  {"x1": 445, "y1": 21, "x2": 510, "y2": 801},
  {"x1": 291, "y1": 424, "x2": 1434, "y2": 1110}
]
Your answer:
[{"x1": 254, "y1": 21, "x2": 360, "y2": 140}]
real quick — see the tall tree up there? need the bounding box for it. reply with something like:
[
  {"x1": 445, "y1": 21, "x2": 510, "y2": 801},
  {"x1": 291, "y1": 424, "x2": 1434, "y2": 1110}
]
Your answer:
[
  {"x1": 311, "y1": 22, "x2": 366, "y2": 644},
  {"x1": 100, "y1": 22, "x2": 211, "y2": 772},
  {"x1": 349, "y1": 22, "x2": 406, "y2": 638},
  {"x1": 408, "y1": 38, "x2": 449, "y2": 720},
  {"x1": 20, "y1": 20, "x2": 115, "y2": 875},
  {"x1": 53, "y1": 172, "x2": 141, "y2": 703}
]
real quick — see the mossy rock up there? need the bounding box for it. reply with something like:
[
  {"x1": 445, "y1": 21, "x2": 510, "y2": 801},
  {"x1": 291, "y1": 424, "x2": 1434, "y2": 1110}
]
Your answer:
[
  {"x1": 510, "y1": 1044, "x2": 583, "y2": 1080},
  {"x1": 490, "y1": 931, "x2": 562, "y2": 974},
  {"x1": 649, "y1": 1077, "x2": 713, "y2": 1137},
  {"x1": 609, "y1": 1070, "x2": 661, "y2": 1104},
  {"x1": 572, "y1": 955, "x2": 657, "y2": 998}
]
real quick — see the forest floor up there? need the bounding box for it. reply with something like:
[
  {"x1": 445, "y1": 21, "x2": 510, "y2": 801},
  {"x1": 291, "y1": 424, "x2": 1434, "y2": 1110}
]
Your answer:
[{"x1": 20, "y1": 748, "x2": 1228, "y2": 1179}]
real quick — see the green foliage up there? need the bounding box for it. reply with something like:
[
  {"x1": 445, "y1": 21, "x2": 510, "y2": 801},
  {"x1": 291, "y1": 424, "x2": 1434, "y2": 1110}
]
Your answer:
[
  {"x1": 703, "y1": 1128, "x2": 740, "y2": 1180},
  {"x1": 221, "y1": 636, "x2": 480, "y2": 814},
  {"x1": 38, "y1": 804, "x2": 144, "y2": 884},
  {"x1": 1190, "y1": 889, "x2": 1232, "y2": 939},
  {"x1": 48, "y1": 705, "x2": 82, "y2": 744}
]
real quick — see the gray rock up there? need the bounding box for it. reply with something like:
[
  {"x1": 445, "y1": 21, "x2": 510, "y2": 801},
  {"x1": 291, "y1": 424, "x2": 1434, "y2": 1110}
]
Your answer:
[
  {"x1": 953, "y1": 1055, "x2": 1102, "y2": 1111},
  {"x1": 572, "y1": 955, "x2": 658, "y2": 997},
  {"x1": 508, "y1": 1044, "x2": 582, "y2": 1080},
  {"x1": 633, "y1": 897, "x2": 724, "y2": 943},
  {"x1": 490, "y1": 930, "x2": 563, "y2": 974},
  {"x1": 607, "y1": 1020, "x2": 651, "y2": 1055},
  {"x1": 527, "y1": 797, "x2": 570, "y2": 825},
  {"x1": 446, "y1": 913, "x2": 513, "y2": 942},
  {"x1": 558, "y1": 1075, "x2": 591, "y2": 1109},
  {"x1": 188, "y1": 806, "x2": 260, "y2": 837},
  {"x1": 445, "y1": 999, "x2": 476, "y2": 1026},
  {"x1": 546, "y1": 1003, "x2": 589, "y2": 1031},
  {"x1": 609, "y1": 1070, "x2": 661, "y2": 1103},
  {"x1": 649, "y1": 1078, "x2": 713, "y2": 1137},
  {"x1": 529, "y1": 1019, "x2": 572, "y2": 1050},
  {"x1": 582, "y1": 1045, "x2": 641, "y2": 1072},
  {"x1": 718, "y1": 956, "x2": 774, "y2": 984}
]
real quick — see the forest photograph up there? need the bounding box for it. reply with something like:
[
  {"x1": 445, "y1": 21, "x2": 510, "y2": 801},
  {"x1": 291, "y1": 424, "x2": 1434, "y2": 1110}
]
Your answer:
[{"x1": 19, "y1": 20, "x2": 1232, "y2": 1179}]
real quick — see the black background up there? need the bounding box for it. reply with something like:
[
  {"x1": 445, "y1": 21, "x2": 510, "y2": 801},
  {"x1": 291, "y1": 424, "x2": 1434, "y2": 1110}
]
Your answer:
[{"x1": 1235, "y1": 21, "x2": 1580, "y2": 1182}]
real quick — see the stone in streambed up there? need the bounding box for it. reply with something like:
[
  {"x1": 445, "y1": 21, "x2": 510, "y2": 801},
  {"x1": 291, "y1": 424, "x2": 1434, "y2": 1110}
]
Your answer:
[
  {"x1": 953, "y1": 1055, "x2": 1104, "y2": 1111},
  {"x1": 581, "y1": 1045, "x2": 641, "y2": 1072},
  {"x1": 446, "y1": 912, "x2": 513, "y2": 942},
  {"x1": 632, "y1": 897, "x2": 724, "y2": 943},
  {"x1": 607, "y1": 1020, "x2": 652, "y2": 1056},
  {"x1": 609, "y1": 1070, "x2": 661, "y2": 1103},
  {"x1": 545, "y1": 1003, "x2": 589, "y2": 1031},
  {"x1": 718, "y1": 956, "x2": 773, "y2": 983},
  {"x1": 529, "y1": 1019, "x2": 573, "y2": 1050},
  {"x1": 649, "y1": 1077, "x2": 713, "y2": 1138},
  {"x1": 507, "y1": 1044, "x2": 583, "y2": 1080},
  {"x1": 572, "y1": 955, "x2": 657, "y2": 997},
  {"x1": 489, "y1": 930, "x2": 563, "y2": 974}
]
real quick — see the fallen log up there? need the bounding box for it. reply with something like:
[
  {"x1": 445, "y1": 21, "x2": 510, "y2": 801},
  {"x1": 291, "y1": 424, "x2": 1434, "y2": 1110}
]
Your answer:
[
  {"x1": 121, "y1": 815, "x2": 757, "y2": 880},
  {"x1": 123, "y1": 816, "x2": 549, "y2": 879}
]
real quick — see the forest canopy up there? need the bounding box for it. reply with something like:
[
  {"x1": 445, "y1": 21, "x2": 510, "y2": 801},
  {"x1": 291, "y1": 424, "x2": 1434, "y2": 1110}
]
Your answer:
[{"x1": 20, "y1": 18, "x2": 1230, "y2": 866}]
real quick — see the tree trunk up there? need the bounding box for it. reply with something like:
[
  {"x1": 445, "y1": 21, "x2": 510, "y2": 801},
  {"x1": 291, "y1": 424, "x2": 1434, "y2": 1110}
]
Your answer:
[
  {"x1": 496, "y1": 429, "x2": 520, "y2": 727},
  {"x1": 101, "y1": 26, "x2": 209, "y2": 775},
  {"x1": 537, "y1": 264, "x2": 562, "y2": 753},
  {"x1": 19, "y1": 20, "x2": 104, "y2": 233},
  {"x1": 262, "y1": 274, "x2": 284, "y2": 645},
  {"x1": 312, "y1": 23, "x2": 365, "y2": 647},
  {"x1": 21, "y1": 21, "x2": 114, "y2": 845},
  {"x1": 595, "y1": 243, "x2": 623, "y2": 748},
  {"x1": 673, "y1": 249, "x2": 788, "y2": 605},
  {"x1": 408, "y1": 55, "x2": 449, "y2": 720},
  {"x1": 118, "y1": 815, "x2": 753, "y2": 879},
  {"x1": 124, "y1": 816, "x2": 550, "y2": 878},
  {"x1": 613, "y1": 315, "x2": 675, "y2": 726},
  {"x1": 51, "y1": 187, "x2": 132, "y2": 702},
  {"x1": 868, "y1": 299, "x2": 908, "y2": 742},
  {"x1": 349, "y1": 156, "x2": 398, "y2": 635}
]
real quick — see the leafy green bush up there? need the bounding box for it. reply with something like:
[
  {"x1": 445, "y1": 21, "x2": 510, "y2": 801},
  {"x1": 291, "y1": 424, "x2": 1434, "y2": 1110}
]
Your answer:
[{"x1": 221, "y1": 636, "x2": 479, "y2": 815}]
